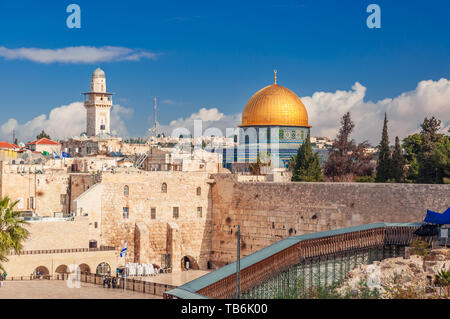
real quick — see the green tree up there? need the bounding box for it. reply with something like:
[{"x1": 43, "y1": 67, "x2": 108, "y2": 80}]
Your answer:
[
  {"x1": 323, "y1": 112, "x2": 374, "y2": 181},
  {"x1": 417, "y1": 117, "x2": 444, "y2": 183},
  {"x1": 0, "y1": 197, "x2": 29, "y2": 274},
  {"x1": 375, "y1": 113, "x2": 392, "y2": 182},
  {"x1": 13, "y1": 138, "x2": 18, "y2": 145},
  {"x1": 36, "y1": 130, "x2": 50, "y2": 140},
  {"x1": 292, "y1": 132, "x2": 323, "y2": 182},
  {"x1": 402, "y1": 133, "x2": 422, "y2": 182},
  {"x1": 402, "y1": 117, "x2": 448, "y2": 184},
  {"x1": 391, "y1": 136, "x2": 406, "y2": 182},
  {"x1": 433, "y1": 135, "x2": 450, "y2": 184}
]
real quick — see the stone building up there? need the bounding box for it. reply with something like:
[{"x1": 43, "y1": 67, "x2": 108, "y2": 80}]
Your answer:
[
  {"x1": 0, "y1": 142, "x2": 19, "y2": 160},
  {"x1": 233, "y1": 71, "x2": 311, "y2": 168},
  {"x1": 73, "y1": 171, "x2": 215, "y2": 271},
  {"x1": 83, "y1": 67, "x2": 113, "y2": 137},
  {"x1": 26, "y1": 138, "x2": 61, "y2": 155}
]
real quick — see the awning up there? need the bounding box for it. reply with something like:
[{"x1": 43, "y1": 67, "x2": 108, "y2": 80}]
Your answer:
[{"x1": 424, "y1": 207, "x2": 450, "y2": 225}]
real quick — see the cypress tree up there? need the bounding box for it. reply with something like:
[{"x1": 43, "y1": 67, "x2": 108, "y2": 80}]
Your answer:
[
  {"x1": 391, "y1": 136, "x2": 405, "y2": 182},
  {"x1": 375, "y1": 113, "x2": 392, "y2": 182},
  {"x1": 292, "y1": 132, "x2": 323, "y2": 182}
]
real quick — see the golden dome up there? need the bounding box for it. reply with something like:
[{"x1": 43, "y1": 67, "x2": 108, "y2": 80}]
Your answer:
[{"x1": 241, "y1": 79, "x2": 310, "y2": 127}]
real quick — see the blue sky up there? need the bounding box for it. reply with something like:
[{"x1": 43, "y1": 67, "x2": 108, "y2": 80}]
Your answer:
[{"x1": 0, "y1": 0, "x2": 449, "y2": 143}]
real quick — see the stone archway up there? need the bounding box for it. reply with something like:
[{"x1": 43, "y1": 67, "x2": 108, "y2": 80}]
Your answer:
[
  {"x1": 34, "y1": 266, "x2": 50, "y2": 279},
  {"x1": 79, "y1": 263, "x2": 91, "y2": 274},
  {"x1": 54, "y1": 264, "x2": 69, "y2": 280},
  {"x1": 180, "y1": 255, "x2": 199, "y2": 271},
  {"x1": 96, "y1": 262, "x2": 111, "y2": 275},
  {"x1": 55, "y1": 265, "x2": 68, "y2": 274}
]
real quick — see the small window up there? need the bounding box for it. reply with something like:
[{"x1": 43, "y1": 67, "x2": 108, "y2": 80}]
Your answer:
[
  {"x1": 124, "y1": 185, "x2": 129, "y2": 196},
  {"x1": 28, "y1": 197, "x2": 35, "y2": 209},
  {"x1": 173, "y1": 207, "x2": 179, "y2": 219},
  {"x1": 123, "y1": 207, "x2": 129, "y2": 219},
  {"x1": 197, "y1": 207, "x2": 202, "y2": 218},
  {"x1": 60, "y1": 194, "x2": 66, "y2": 205},
  {"x1": 161, "y1": 183, "x2": 167, "y2": 193},
  {"x1": 100, "y1": 125, "x2": 105, "y2": 130},
  {"x1": 151, "y1": 208, "x2": 156, "y2": 219},
  {"x1": 94, "y1": 222, "x2": 98, "y2": 228},
  {"x1": 196, "y1": 187, "x2": 201, "y2": 196},
  {"x1": 89, "y1": 240, "x2": 98, "y2": 249}
]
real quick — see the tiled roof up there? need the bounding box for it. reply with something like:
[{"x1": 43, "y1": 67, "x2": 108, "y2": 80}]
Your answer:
[
  {"x1": 26, "y1": 138, "x2": 60, "y2": 145},
  {"x1": 0, "y1": 142, "x2": 18, "y2": 149}
]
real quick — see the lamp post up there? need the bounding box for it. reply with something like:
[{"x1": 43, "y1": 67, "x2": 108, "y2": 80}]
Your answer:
[{"x1": 236, "y1": 225, "x2": 241, "y2": 299}]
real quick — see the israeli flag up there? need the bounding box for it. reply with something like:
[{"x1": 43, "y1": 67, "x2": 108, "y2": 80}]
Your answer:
[
  {"x1": 62, "y1": 152, "x2": 70, "y2": 158},
  {"x1": 53, "y1": 152, "x2": 61, "y2": 159},
  {"x1": 120, "y1": 241, "x2": 127, "y2": 257}
]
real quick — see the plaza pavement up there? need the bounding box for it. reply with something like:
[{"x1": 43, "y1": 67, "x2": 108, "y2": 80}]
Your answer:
[{"x1": 0, "y1": 280, "x2": 160, "y2": 299}]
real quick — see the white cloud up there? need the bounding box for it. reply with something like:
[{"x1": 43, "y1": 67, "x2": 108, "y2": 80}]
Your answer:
[
  {"x1": 0, "y1": 102, "x2": 133, "y2": 142},
  {"x1": 111, "y1": 105, "x2": 134, "y2": 136},
  {"x1": 160, "y1": 107, "x2": 241, "y2": 137},
  {"x1": 303, "y1": 78, "x2": 450, "y2": 144},
  {"x1": 0, "y1": 46, "x2": 158, "y2": 64},
  {"x1": 161, "y1": 78, "x2": 450, "y2": 144}
]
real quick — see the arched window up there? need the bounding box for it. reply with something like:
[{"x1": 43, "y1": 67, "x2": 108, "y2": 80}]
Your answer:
[
  {"x1": 161, "y1": 183, "x2": 167, "y2": 193},
  {"x1": 124, "y1": 185, "x2": 129, "y2": 196},
  {"x1": 196, "y1": 187, "x2": 201, "y2": 196}
]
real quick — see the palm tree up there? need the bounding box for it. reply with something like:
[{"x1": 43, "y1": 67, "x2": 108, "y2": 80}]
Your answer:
[{"x1": 0, "y1": 197, "x2": 29, "y2": 273}]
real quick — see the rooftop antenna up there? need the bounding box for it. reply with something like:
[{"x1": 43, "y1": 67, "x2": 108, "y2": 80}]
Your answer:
[
  {"x1": 148, "y1": 96, "x2": 158, "y2": 137},
  {"x1": 274, "y1": 69, "x2": 277, "y2": 85},
  {"x1": 153, "y1": 96, "x2": 158, "y2": 135}
]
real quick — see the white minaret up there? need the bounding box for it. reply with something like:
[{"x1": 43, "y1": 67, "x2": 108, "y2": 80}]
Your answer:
[{"x1": 83, "y1": 67, "x2": 114, "y2": 137}]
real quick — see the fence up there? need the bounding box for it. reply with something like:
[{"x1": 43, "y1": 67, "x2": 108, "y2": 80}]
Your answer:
[
  {"x1": 6, "y1": 246, "x2": 116, "y2": 256},
  {"x1": 4, "y1": 272, "x2": 176, "y2": 297}
]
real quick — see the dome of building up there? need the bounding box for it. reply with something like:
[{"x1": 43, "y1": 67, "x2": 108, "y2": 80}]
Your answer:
[
  {"x1": 241, "y1": 75, "x2": 309, "y2": 127},
  {"x1": 92, "y1": 67, "x2": 105, "y2": 78}
]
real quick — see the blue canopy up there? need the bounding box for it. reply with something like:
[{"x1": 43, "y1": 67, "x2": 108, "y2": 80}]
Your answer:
[{"x1": 424, "y1": 207, "x2": 450, "y2": 225}]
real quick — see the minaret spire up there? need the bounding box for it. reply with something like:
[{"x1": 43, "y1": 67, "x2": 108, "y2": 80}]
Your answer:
[{"x1": 274, "y1": 69, "x2": 277, "y2": 84}]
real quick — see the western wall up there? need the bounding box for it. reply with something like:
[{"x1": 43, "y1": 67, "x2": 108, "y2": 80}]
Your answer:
[{"x1": 209, "y1": 174, "x2": 450, "y2": 267}]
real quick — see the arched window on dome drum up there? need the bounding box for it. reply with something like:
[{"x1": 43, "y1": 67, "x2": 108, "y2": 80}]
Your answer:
[
  {"x1": 196, "y1": 187, "x2": 201, "y2": 196},
  {"x1": 161, "y1": 183, "x2": 167, "y2": 193},
  {"x1": 124, "y1": 185, "x2": 129, "y2": 196},
  {"x1": 245, "y1": 135, "x2": 249, "y2": 145}
]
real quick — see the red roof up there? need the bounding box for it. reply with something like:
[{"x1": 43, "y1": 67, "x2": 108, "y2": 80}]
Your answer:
[
  {"x1": 0, "y1": 142, "x2": 18, "y2": 149},
  {"x1": 26, "y1": 138, "x2": 60, "y2": 146}
]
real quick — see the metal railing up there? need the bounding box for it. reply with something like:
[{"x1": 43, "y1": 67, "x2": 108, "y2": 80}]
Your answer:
[
  {"x1": 6, "y1": 246, "x2": 116, "y2": 256},
  {"x1": 4, "y1": 272, "x2": 176, "y2": 297}
]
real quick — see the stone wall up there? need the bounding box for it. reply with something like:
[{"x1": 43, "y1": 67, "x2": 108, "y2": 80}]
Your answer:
[
  {"x1": 0, "y1": 163, "x2": 70, "y2": 217},
  {"x1": 209, "y1": 174, "x2": 450, "y2": 267},
  {"x1": 22, "y1": 217, "x2": 90, "y2": 250},
  {"x1": 69, "y1": 173, "x2": 100, "y2": 214},
  {"x1": 3, "y1": 249, "x2": 118, "y2": 277}
]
